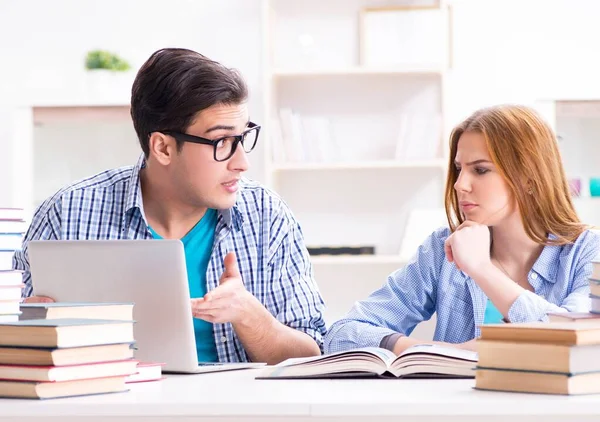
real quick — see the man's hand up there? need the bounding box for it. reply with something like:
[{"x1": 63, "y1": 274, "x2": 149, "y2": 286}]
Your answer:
[
  {"x1": 189, "y1": 252, "x2": 320, "y2": 364},
  {"x1": 190, "y1": 252, "x2": 258, "y2": 325},
  {"x1": 23, "y1": 296, "x2": 54, "y2": 303}
]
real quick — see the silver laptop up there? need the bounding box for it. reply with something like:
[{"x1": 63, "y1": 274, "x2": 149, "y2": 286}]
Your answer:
[{"x1": 28, "y1": 239, "x2": 264, "y2": 373}]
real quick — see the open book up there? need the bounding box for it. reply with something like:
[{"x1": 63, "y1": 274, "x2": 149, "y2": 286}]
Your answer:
[{"x1": 257, "y1": 344, "x2": 477, "y2": 379}]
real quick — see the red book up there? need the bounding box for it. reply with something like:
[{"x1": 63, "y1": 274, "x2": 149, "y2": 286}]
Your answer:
[
  {"x1": 0, "y1": 359, "x2": 138, "y2": 382},
  {"x1": 125, "y1": 361, "x2": 164, "y2": 383}
]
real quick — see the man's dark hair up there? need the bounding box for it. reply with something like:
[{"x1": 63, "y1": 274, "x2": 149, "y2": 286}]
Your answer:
[{"x1": 130, "y1": 48, "x2": 248, "y2": 157}]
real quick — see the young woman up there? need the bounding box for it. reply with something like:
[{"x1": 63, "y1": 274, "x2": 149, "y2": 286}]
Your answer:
[{"x1": 325, "y1": 104, "x2": 600, "y2": 355}]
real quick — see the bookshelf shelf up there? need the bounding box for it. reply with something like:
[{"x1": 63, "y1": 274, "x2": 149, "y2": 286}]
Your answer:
[
  {"x1": 573, "y1": 197, "x2": 600, "y2": 202},
  {"x1": 262, "y1": 0, "x2": 450, "y2": 341},
  {"x1": 310, "y1": 254, "x2": 406, "y2": 265},
  {"x1": 272, "y1": 66, "x2": 443, "y2": 78},
  {"x1": 33, "y1": 106, "x2": 130, "y2": 125},
  {"x1": 273, "y1": 159, "x2": 446, "y2": 172},
  {"x1": 263, "y1": 0, "x2": 451, "y2": 248}
]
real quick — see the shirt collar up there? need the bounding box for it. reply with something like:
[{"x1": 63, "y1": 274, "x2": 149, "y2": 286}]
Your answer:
[
  {"x1": 124, "y1": 154, "x2": 146, "y2": 217},
  {"x1": 531, "y1": 234, "x2": 562, "y2": 283},
  {"x1": 122, "y1": 153, "x2": 244, "y2": 231},
  {"x1": 220, "y1": 205, "x2": 244, "y2": 231}
]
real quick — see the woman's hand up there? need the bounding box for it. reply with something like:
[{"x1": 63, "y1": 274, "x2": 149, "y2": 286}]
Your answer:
[{"x1": 444, "y1": 221, "x2": 492, "y2": 278}]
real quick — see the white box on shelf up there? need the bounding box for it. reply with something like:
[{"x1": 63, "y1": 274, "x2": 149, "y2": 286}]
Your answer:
[
  {"x1": 360, "y1": 6, "x2": 445, "y2": 68},
  {"x1": 399, "y1": 208, "x2": 448, "y2": 262}
]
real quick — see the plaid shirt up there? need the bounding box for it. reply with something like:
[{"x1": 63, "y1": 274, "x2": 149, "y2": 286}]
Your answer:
[
  {"x1": 14, "y1": 155, "x2": 327, "y2": 362},
  {"x1": 325, "y1": 227, "x2": 600, "y2": 353}
]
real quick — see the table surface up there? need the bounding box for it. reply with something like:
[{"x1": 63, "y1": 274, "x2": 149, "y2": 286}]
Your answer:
[{"x1": 1, "y1": 369, "x2": 600, "y2": 421}]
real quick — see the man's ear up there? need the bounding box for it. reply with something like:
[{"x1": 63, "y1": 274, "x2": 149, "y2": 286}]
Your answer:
[{"x1": 148, "y1": 132, "x2": 177, "y2": 165}]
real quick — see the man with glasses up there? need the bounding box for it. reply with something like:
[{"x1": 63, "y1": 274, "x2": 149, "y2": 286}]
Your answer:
[{"x1": 15, "y1": 48, "x2": 326, "y2": 365}]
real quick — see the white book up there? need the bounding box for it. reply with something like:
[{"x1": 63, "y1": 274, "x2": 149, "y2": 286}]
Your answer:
[
  {"x1": 362, "y1": 8, "x2": 444, "y2": 67},
  {"x1": 278, "y1": 108, "x2": 300, "y2": 163},
  {"x1": 589, "y1": 262, "x2": 600, "y2": 281},
  {"x1": 0, "y1": 286, "x2": 23, "y2": 302},
  {"x1": 590, "y1": 279, "x2": 600, "y2": 297},
  {"x1": 394, "y1": 113, "x2": 410, "y2": 161},
  {"x1": 0, "y1": 301, "x2": 21, "y2": 315},
  {"x1": 0, "y1": 220, "x2": 27, "y2": 235},
  {"x1": 125, "y1": 362, "x2": 164, "y2": 384},
  {"x1": 289, "y1": 111, "x2": 306, "y2": 162},
  {"x1": 300, "y1": 116, "x2": 325, "y2": 162},
  {"x1": 312, "y1": 117, "x2": 336, "y2": 163},
  {"x1": 0, "y1": 271, "x2": 22, "y2": 287},
  {"x1": 0, "y1": 314, "x2": 19, "y2": 323},
  {"x1": 592, "y1": 295, "x2": 600, "y2": 314},
  {"x1": 258, "y1": 344, "x2": 477, "y2": 379},
  {"x1": 0, "y1": 251, "x2": 15, "y2": 272},
  {"x1": 399, "y1": 209, "x2": 448, "y2": 262},
  {"x1": 0, "y1": 234, "x2": 22, "y2": 251},
  {"x1": 0, "y1": 208, "x2": 25, "y2": 221},
  {"x1": 269, "y1": 117, "x2": 286, "y2": 164}
]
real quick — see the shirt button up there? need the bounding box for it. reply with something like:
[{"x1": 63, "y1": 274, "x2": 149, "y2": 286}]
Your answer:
[
  {"x1": 531, "y1": 272, "x2": 538, "y2": 280},
  {"x1": 221, "y1": 336, "x2": 227, "y2": 343}
]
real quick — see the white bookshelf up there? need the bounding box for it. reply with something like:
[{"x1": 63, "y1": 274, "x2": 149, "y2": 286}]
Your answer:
[
  {"x1": 311, "y1": 254, "x2": 406, "y2": 266},
  {"x1": 552, "y1": 100, "x2": 600, "y2": 227},
  {"x1": 32, "y1": 105, "x2": 139, "y2": 207},
  {"x1": 27, "y1": 71, "x2": 135, "y2": 109},
  {"x1": 534, "y1": 99, "x2": 600, "y2": 227},
  {"x1": 273, "y1": 66, "x2": 443, "y2": 78},
  {"x1": 273, "y1": 159, "x2": 446, "y2": 172},
  {"x1": 262, "y1": 0, "x2": 451, "y2": 337}
]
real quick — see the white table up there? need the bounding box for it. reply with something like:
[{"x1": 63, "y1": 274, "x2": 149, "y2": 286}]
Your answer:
[{"x1": 1, "y1": 369, "x2": 600, "y2": 421}]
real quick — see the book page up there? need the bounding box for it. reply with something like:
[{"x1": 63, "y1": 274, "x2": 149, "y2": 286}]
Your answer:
[
  {"x1": 398, "y1": 344, "x2": 478, "y2": 362},
  {"x1": 361, "y1": 347, "x2": 398, "y2": 365},
  {"x1": 274, "y1": 347, "x2": 398, "y2": 368}
]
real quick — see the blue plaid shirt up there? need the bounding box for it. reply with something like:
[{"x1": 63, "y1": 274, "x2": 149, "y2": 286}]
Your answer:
[
  {"x1": 14, "y1": 155, "x2": 327, "y2": 362},
  {"x1": 325, "y1": 227, "x2": 600, "y2": 353}
]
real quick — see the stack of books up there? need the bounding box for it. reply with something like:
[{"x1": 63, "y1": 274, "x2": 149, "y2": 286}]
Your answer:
[
  {"x1": 0, "y1": 270, "x2": 22, "y2": 323},
  {"x1": 0, "y1": 207, "x2": 26, "y2": 324},
  {"x1": 476, "y1": 261, "x2": 600, "y2": 395},
  {"x1": 0, "y1": 207, "x2": 26, "y2": 269},
  {"x1": 0, "y1": 318, "x2": 137, "y2": 399},
  {"x1": 475, "y1": 322, "x2": 600, "y2": 395},
  {"x1": 590, "y1": 260, "x2": 600, "y2": 314},
  {"x1": 125, "y1": 361, "x2": 164, "y2": 383},
  {"x1": 19, "y1": 302, "x2": 163, "y2": 385}
]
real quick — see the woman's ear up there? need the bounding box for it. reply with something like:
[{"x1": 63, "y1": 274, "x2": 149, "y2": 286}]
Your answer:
[
  {"x1": 527, "y1": 182, "x2": 534, "y2": 195},
  {"x1": 523, "y1": 178, "x2": 534, "y2": 195}
]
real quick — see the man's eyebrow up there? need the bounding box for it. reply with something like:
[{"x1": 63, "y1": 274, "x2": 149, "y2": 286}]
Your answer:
[
  {"x1": 454, "y1": 159, "x2": 492, "y2": 166},
  {"x1": 205, "y1": 124, "x2": 236, "y2": 133},
  {"x1": 204, "y1": 120, "x2": 251, "y2": 134}
]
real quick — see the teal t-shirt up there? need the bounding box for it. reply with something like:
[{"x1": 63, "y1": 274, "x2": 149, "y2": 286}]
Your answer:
[
  {"x1": 483, "y1": 299, "x2": 505, "y2": 324},
  {"x1": 148, "y1": 209, "x2": 219, "y2": 362}
]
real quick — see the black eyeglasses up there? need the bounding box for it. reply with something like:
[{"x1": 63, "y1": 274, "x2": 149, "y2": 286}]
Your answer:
[{"x1": 160, "y1": 122, "x2": 261, "y2": 162}]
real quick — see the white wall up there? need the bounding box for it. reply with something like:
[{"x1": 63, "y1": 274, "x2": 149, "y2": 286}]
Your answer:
[
  {"x1": 3, "y1": 0, "x2": 600, "y2": 206},
  {"x1": 0, "y1": 107, "x2": 33, "y2": 213},
  {"x1": 0, "y1": 0, "x2": 266, "y2": 210},
  {"x1": 0, "y1": 0, "x2": 264, "y2": 105},
  {"x1": 1, "y1": 1, "x2": 600, "y2": 340},
  {"x1": 449, "y1": 0, "x2": 600, "y2": 121}
]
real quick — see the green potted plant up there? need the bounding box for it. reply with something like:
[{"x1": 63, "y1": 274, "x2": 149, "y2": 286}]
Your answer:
[
  {"x1": 83, "y1": 50, "x2": 133, "y2": 103},
  {"x1": 85, "y1": 50, "x2": 130, "y2": 71}
]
